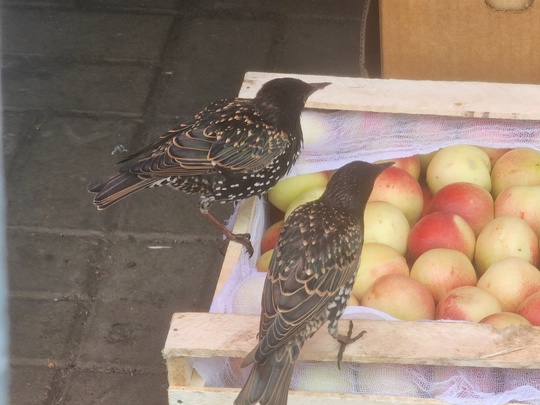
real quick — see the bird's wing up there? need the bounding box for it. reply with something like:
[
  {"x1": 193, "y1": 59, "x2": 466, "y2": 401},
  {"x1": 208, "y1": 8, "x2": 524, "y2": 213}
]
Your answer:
[
  {"x1": 118, "y1": 100, "x2": 290, "y2": 178},
  {"x1": 251, "y1": 203, "x2": 361, "y2": 364}
]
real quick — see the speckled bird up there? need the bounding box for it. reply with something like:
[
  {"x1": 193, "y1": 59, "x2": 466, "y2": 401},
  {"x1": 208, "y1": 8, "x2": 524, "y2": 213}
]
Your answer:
[
  {"x1": 88, "y1": 78, "x2": 330, "y2": 256},
  {"x1": 235, "y1": 160, "x2": 392, "y2": 405}
]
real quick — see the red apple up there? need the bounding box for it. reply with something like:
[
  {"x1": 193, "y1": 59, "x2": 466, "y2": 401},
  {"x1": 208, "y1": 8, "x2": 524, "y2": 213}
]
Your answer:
[
  {"x1": 368, "y1": 166, "x2": 424, "y2": 226},
  {"x1": 474, "y1": 216, "x2": 540, "y2": 276},
  {"x1": 427, "y1": 182, "x2": 494, "y2": 237},
  {"x1": 479, "y1": 312, "x2": 532, "y2": 329},
  {"x1": 376, "y1": 155, "x2": 421, "y2": 180},
  {"x1": 476, "y1": 257, "x2": 540, "y2": 312},
  {"x1": 494, "y1": 185, "x2": 540, "y2": 237},
  {"x1": 260, "y1": 220, "x2": 284, "y2": 254},
  {"x1": 491, "y1": 147, "x2": 540, "y2": 198},
  {"x1": 410, "y1": 248, "x2": 477, "y2": 304},
  {"x1": 516, "y1": 291, "x2": 540, "y2": 326},
  {"x1": 352, "y1": 242, "x2": 409, "y2": 301},
  {"x1": 435, "y1": 286, "x2": 502, "y2": 322},
  {"x1": 364, "y1": 201, "x2": 410, "y2": 255},
  {"x1": 426, "y1": 145, "x2": 491, "y2": 194},
  {"x1": 361, "y1": 274, "x2": 435, "y2": 321},
  {"x1": 407, "y1": 212, "x2": 476, "y2": 262}
]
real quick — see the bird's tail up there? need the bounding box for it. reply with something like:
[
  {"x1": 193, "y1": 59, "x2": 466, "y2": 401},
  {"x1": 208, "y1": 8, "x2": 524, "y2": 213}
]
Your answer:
[
  {"x1": 88, "y1": 173, "x2": 156, "y2": 210},
  {"x1": 234, "y1": 352, "x2": 295, "y2": 405}
]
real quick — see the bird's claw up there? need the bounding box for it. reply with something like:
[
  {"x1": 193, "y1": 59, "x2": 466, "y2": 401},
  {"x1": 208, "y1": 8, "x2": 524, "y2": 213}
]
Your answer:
[
  {"x1": 336, "y1": 320, "x2": 366, "y2": 370},
  {"x1": 219, "y1": 233, "x2": 253, "y2": 257}
]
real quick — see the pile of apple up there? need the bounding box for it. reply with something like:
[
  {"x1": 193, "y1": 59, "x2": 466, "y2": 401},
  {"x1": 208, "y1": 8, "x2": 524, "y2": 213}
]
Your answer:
[{"x1": 257, "y1": 146, "x2": 540, "y2": 328}]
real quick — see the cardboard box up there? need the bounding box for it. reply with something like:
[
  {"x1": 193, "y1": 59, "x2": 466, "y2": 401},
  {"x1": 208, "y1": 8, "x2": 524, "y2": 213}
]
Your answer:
[{"x1": 379, "y1": 0, "x2": 540, "y2": 84}]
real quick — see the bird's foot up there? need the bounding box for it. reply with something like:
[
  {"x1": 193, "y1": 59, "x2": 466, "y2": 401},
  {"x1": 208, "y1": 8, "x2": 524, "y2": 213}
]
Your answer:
[
  {"x1": 336, "y1": 320, "x2": 366, "y2": 370},
  {"x1": 220, "y1": 232, "x2": 253, "y2": 257}
]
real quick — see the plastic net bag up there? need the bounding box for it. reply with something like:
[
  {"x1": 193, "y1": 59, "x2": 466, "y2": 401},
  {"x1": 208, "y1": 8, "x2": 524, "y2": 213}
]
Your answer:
[{"x1": 195, "y1": 110, "x2": 540, "y2": 404}]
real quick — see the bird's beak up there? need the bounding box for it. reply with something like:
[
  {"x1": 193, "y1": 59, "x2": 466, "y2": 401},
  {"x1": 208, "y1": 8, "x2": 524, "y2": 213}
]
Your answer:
[{"x1": 308, "y1": 82, "x2": 331, "y2": 95}]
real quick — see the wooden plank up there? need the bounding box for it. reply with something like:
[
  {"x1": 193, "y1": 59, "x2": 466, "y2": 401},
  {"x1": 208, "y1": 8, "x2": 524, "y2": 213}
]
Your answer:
[
  {"x1": 238, "y1": 71, "x2": 540, "y2": 120},
  {"x1": 168, "y1": 386, "x2": 448, "y2": 405},
  {"x1": 212, "y1": 197, "x2": 257, "y2": 299},
  {"x1": 163, "y1": 312, "x2": 540, "y2": 369}
]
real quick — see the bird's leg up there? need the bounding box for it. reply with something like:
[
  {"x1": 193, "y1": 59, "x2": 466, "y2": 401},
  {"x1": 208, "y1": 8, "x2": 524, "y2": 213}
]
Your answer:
[
  {"x1": 335, "y1": 320, "x2": 366, "y2": 370},
  {"x1": 200, "y1": 209, "x2": 254, "y2": 257}
]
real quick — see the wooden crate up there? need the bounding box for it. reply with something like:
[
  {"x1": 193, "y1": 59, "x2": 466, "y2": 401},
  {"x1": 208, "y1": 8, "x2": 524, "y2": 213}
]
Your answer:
[{"x1": 163, "y1": 72, "x2": 540, "y2": 405}]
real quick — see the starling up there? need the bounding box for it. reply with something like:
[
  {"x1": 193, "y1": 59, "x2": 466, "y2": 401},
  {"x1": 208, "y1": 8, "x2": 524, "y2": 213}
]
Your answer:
[
  {"x1": 88, "y1": 78, "x2": 330, "y2": 256},
  {"x1": 234, "y1": 160, "x2": 392, "y2": 405}
]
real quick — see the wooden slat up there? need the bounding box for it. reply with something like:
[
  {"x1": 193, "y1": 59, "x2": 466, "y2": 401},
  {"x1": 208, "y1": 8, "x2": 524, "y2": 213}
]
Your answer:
[
  {"x1": 163, "y1": 312, "x2": 540, "y2": 369},
  {"x1": 212, "y1": 197, "x2": 257, "y2": 299},
  {"x1": 168, "y1": 386, "x2": 448, "y2": 405},
  {"x1": 238, "y1": 71, "x2": 540, "y2": 120}
]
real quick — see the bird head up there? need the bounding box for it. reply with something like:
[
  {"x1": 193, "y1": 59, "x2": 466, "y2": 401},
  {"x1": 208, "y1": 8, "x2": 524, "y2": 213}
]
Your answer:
[
  {"x1": 322, "y1": 161, "x2": 394, "y2": 215},
  {"x1": 254, "y1": 78, "x2": 330, "y2": 128}
]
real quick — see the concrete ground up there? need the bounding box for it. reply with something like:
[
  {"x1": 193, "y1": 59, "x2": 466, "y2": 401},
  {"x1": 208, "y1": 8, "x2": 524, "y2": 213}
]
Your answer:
[{"x1": 2, "y1": 1, "x2": 379, "y2": 404}]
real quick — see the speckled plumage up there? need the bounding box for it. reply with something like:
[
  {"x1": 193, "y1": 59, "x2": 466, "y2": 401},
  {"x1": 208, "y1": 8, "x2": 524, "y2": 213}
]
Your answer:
[
  {"x1": 88, "y1": 78, "x2": 330, "y2": 255},
  {"x1": 235, "y1": 160, "x2": 392, "y2": 405}
]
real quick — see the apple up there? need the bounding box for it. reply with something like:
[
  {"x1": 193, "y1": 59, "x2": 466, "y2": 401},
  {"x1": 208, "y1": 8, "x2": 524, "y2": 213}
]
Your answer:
[
  {"x1": 376, "y1": 155, "x2": 421, "y2": 180},
  {"x1": 268, "y1": 171, "x2": 330, "y2": 212},
  {"x1": 426, "y1": 145, "x2": 491, "y2": 194},
  {"x1": 357, "y1": 363, "x2": 421, "y2": 396},
  {"x1": 491, "y1": 147, "x2": 540, "y2": 198},
  {"x1": 478, "y1": 146, "x2": 511, "y2": 167},
  {"x1": 427, "y1": 182, "x2": 494, "y2": 237},
  {"x1": 231, "y1": 273, "x2": 265, "y2": 314},
  {"x1": 420, "y1": 182, "x2": 433, "y2": 218},
  {"x1": 435, "y1": 286, "x2": 502, "y2": 322},
  {"x1": 360, "y1": 274, "x2": 435, "y2": 321},
  {"x1": 260, "y1": 220, "x2": 284, "y2": 254},
  {"x1": 474, "y1": 216, "x2": 540, "y2": 276},
  {"x1": 348, "y1": 294, "x2": 360, "y2": 306},
  {"x1": 494, "y1": 185, "x2": 540, "y2": 237},
  {"x1": 352, "y1": 242, "x2": 409, "y2": 301},
  {"x1": 479, "y1": 312, "x2": 532, "y2": 328},
  {"x1": 284, "y1": 186, "x2": 326, "y2": 219},
  {"x1": 291, "y1": 361, "x2": 352, "y2": 393},
  {"x1": 363, "y1": 201, "x2": 410, "y2": 255},
  {"x1": 368, "y1": 166, "x2": 424, "y2": 226},
  {"x1": 516, "y1": 291, "x2": 540, "y2": 326},
  {"x1": 407, "y1": 212, "x2": 476, "y2": 262},
  {"x1": 256, "y1": 249, "x2": 274, "y2": 272},
  {"x1": 419, "y1": 150, "x2": 438, "y2": 177},
  {"x1": 410, "y1": 248, "x2": 477, "y2": 304},
  {"x1": 476, "y1": 257, "x2": 540, "y2": 312}
]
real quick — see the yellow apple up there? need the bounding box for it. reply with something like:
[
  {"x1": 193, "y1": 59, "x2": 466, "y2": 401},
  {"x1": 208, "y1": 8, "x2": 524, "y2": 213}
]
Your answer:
[
  {"x1": 267, "y1": 171, "x2": 330, "y2": 212},
  {"x1": 363, "y1": 201, "x2": 410, "y2": 255},
  {"x1": 491, "y1": 147, "x2": 540, "y2": 198},
  {"x1": 255, "y1": 249, "x2": 274, "y2": 272},
  {"x1": 352, "y1": 243, "x2": 409, "y2": 301},
  {"x1": 360, "y1": 274, "x2": 435, "y2": 321},
  {"x1": 477, "y1": 257, "x2": 540, "y2": 312},
  {"x1": 435, "y1": 286, "x2": 502, "y2": 322},
  {"x1": 479, "y1": 312, "x2": 532, "y2": 329},
  {"x1": 284, "y1": 186, "x2": 326, "y2": 219},
  {"x1": 426, "y1": 145, "x2": 491, "y2": 194},
  {"x1": 494, "y1": 185, "x2": 540, "y2": 237},
  {"x1": 474, "y1": 216, "x2": 540, "y2": 276},
  {"x1": 410, "y1": 248, "x2": 477, "y2": 304}
]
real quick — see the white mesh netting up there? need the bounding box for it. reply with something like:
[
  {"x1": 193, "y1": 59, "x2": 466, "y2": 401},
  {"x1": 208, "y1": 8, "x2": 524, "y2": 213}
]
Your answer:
[{"x1": 195, "y1": 110, "x2": 540, "y2": 404}]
